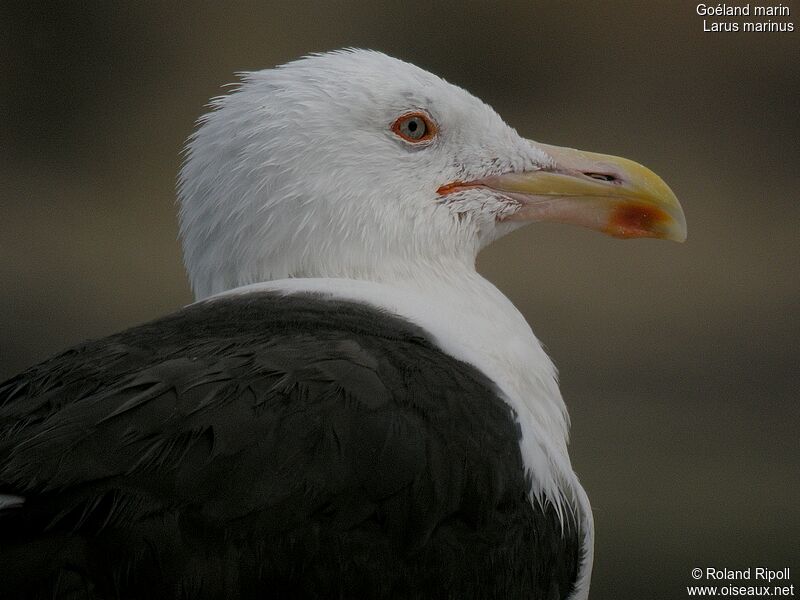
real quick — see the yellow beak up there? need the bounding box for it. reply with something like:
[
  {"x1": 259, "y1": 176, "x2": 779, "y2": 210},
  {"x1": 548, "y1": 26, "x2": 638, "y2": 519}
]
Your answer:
[{"x1": 480, "y1": 142, "x2": 687, "y2": 241}]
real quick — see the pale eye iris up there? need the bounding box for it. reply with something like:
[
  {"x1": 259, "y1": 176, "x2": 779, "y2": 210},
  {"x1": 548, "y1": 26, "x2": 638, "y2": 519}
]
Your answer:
[
  {"x1": 391, "y1": 112, "x2": 436, "y2": 143},
  {"x1": 400, "y1": 116, "x2": 427, "y2": 140}
]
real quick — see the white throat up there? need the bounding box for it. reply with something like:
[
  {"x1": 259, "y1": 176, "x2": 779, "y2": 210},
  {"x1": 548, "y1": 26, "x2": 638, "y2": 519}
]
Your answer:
[{"x1": 210, "y1": 260, "x2": 594, "y2": 599}]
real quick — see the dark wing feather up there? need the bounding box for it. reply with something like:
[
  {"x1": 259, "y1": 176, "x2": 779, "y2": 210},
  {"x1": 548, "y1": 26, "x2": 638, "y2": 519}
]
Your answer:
[{"x1": 0, "y1": 293, "x2": 579, "y2": 599}]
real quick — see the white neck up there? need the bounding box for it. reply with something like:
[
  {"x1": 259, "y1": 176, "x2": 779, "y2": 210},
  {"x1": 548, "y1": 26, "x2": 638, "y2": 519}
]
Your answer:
[{"x1": 208, "y1": 260, "x2": 593, "y2": 599}]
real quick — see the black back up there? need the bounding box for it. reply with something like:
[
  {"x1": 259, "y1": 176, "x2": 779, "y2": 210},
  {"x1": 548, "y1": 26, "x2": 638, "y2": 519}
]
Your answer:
[{"x1": 0, "y1": 293, "x2": 580, "y2": 599}]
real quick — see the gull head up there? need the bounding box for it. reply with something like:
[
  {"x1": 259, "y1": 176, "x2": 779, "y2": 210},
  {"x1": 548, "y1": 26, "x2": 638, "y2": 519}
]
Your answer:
[{"x1": 179, "y1": 49, "x2": 685, "y2": 300}]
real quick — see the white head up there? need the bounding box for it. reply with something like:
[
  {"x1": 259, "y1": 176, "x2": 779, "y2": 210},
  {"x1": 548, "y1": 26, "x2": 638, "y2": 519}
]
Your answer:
[{"x1": 179, "y1": 49, "x2": 684, "y2": 300}]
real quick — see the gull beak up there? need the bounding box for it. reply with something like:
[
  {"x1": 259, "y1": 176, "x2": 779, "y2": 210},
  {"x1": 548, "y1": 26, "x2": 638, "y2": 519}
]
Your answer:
[{"x1": 476, "y1": 142, "x2": 687, "y2": 241}]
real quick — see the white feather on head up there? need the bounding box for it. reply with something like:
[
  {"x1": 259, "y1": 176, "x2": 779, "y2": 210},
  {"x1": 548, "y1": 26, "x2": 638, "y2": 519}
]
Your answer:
[{"x1": 179, "y1": 49, "x2": 553, "y2": 300}]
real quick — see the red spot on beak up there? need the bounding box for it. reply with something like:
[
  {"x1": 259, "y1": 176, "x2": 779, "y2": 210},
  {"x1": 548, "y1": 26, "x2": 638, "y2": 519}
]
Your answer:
[{"x1": 606, "y1": 203, "x2": 670, "y2": 239}]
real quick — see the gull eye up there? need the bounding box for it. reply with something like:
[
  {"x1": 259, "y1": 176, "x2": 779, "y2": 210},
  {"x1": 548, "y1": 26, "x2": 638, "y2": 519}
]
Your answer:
[{"x1": 391, "y1": 112, "x2": 436, "y2": 143}]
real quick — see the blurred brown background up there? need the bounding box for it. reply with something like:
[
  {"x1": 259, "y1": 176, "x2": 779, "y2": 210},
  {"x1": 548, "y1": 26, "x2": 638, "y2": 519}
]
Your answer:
[{"x1": 1, "y1": 2, "x2": 798, "y2": 597}]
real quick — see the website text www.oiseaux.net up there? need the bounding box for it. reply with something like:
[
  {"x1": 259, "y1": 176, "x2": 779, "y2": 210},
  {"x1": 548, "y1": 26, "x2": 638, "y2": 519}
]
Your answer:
[{"x1": 687, "y1": 568, "x2": 794, "y2": 598}]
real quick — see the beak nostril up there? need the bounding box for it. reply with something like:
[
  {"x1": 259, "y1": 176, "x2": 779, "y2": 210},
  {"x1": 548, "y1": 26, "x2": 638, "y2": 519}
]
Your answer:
[{"x1": 585, "y1": 172, "x2": 618, "y2": 183}]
